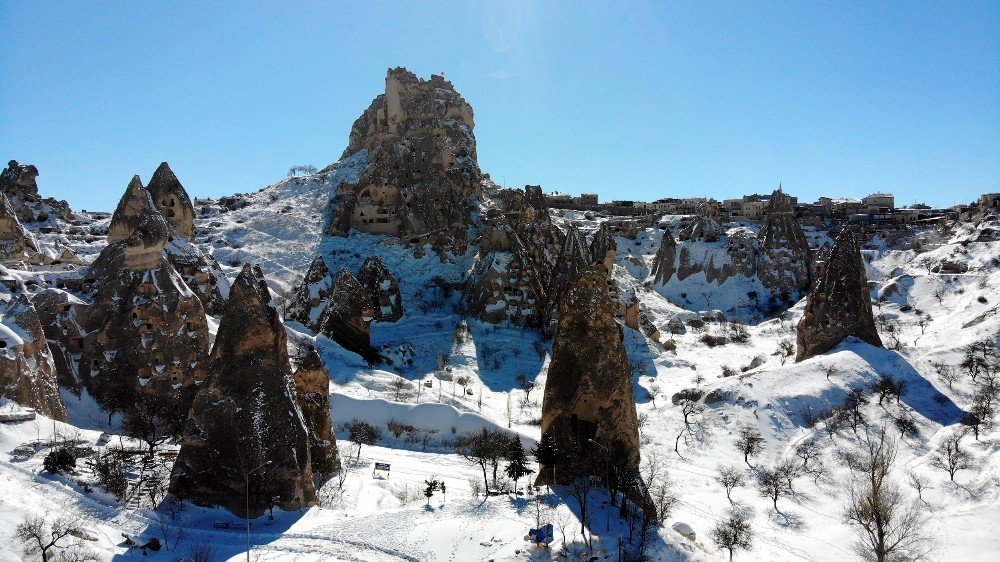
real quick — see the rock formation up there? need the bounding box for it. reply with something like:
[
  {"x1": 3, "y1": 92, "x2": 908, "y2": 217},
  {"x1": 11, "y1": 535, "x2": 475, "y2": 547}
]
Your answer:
[
  {"x1": 0, "y1": 160, "x2": 73, "y2": 223},
  {"x1": 757, "y1": 189, "x2": 812, "y2": 300},
  {"x1": 544, "y1": 226, "x2": 591, "y2": 327},
  {"x1": 537, "y1": 268, "x2": 640, "y2": 485},
  {"x1": 146, "y1": 162, "x2": 196, "y2": 241},
  {"x1": 170, "y1": 264, "x2": 317, "y2": 516},
  {"x1": 0, "y1": 193, "x2": 44, "y2": 265},
  {"x1": 286, "y1": 256, "x2": 335, "y2": 329},
  {"x1": 329, "y1": 67, "x2": 481, "y2": 254},
  {"x1": 0, "y1": 268, "x2": 67, "y2": 421},
  {"x1": 293, "y1": 347, "x2": 340, "y2": 480},
  {"x1": 31, "y1": 289, "x2": 88, "y2": 392},
  {"x1": 589, "y1": 224, "x2": 616, "y2": 273},
  {"x1": 357, "y1": 256, "x2": 403, "y2": 322},
  {"x1": 107, "y1": 172, "x2": 225, "y2": 312},
  {"x1": 650, "y1": 229, "x2": 677, "y2": 285},
  {"x1": 678, "y1": 216, "x2": 722, "y2": 242},
  {"x1": 318, "y1": 269, "x2": 378, "y2": 363},
  {"x1": 796, "y1": 228, "x2": 882, "y2": 361}
]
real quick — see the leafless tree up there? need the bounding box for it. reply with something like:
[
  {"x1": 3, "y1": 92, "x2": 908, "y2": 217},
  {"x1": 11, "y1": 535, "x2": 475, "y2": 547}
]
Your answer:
[
  {"x1": 930, "y1": 437, "x2": 972, "y2": 482},
  {"x1": 344, "y1": 420, "x2": 382, "y2": 460},
  {"x1": 674, "y1": 389, "x2": 705, "y2": 455},
  {"x1": 934, "y1": 363, "x2": 959, "y2": 390},
  {"x1": 453, "y1": 428, "x2": 510, "y2": 494},
  {"x1": 844, "y1": 389, "x2": 869, "y2": 433},
  {"x1": 907, "y1": 472, "x2": 930, "y2": 504},
  {"x1": 756, "y1": 466, "x2": 791, "y2": 511},
  {"x1": 565, "y1": 455, "x2": 600, "y2": 550},
  {"x1": 389, "y1": 377, "x2": 409, "y2": 402},
  {"x1": 710, "y1": 513, "x2": 754, "y2": 562},
  {"x1": 715, "y1": 465, "x2": 745, "y2": 503},
  {"x1": 15, "y1": 515, "x2": 97, "y2": 562},
  {"x1": 844, "y1": 429, "x2": 932, "y2": 562},
  {"x1": 735, "y1": 426, "x2": 765, "y2": 466},
  {"x1": 778, "y1": 340, "x2": 795, "y2": 364},
  {"x1": 775, "y1": 458, "x2": 803, "y2": 494}
]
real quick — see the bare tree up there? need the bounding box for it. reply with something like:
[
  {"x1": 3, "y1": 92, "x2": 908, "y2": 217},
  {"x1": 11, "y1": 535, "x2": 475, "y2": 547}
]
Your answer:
[
  {"x1": 756, "y1": 466, "x2": 791, "y2": 511},
  {"x1": 674, "y1": 389, "x2": 705, "y2": 455},
  {"x1": 515, "y1": 373, "x2": 536, "y2": 402},
  {"x1": 453, "y1": 428, "x2": 509, "y2": 494},
  {"x1": 565, "y1": 455, "x2": 600, "y2": 550},
  {"x1": 844, "y1": 428, "x2": 931, "y2": 562},
  {"x1": 844, "y1": 389, "x2": 869, "y2": 433},
  {"x1": 345, "y1": 420, "x2": 382, "y2": 460},
  {"x1": 15, "y1": 515, "x2": 97, "y2": 562},
  {"x1": 389, "y1": 377, "x2": 409, "y2": 402},
  {"x1": 930, "y1": 437, "x2": 972, "y2": 482},
  {"x1": 715, "y1": 465, "x2": 745, "y2": 503},
  {"x1": 735, "y1": 426, "x2": 765, "y2": 467},
  {"x1": 778, "y1": 340, "x2": 795, "y2": 364},
  {"x1": 907, "y1": 472, "x2": 929, "y2": 504},
  {"x1": 710, "y1": 513, "x2": 754, "y2": 562},
  {"x1": 775, "y1": 458, "x2": 802, "y2": 494}
]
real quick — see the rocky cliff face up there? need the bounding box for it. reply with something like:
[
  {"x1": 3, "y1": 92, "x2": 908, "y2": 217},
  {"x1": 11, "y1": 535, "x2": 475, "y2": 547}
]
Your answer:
[
  {"x1": 678, "y1": 216, "x2": 722, "y2": 242},
  {"x1": 170, "y1": 264, "x2": 317, "y2": 517},
  {"x1": 589, "y1": 224, "x2": 616, "y2": 273},
  {"x1": 537, "y1": 268, "x2": 640, "y2": 485},
  {"x1": 544, "y1": 226, "x2": 591, "y2": 328},
  {"x1": 796, "y1": 228, "x2": 882, "y2": 361},
  {"x1": 357, "y1": 256, "x2": 403, "y2": 322},
  {"x1": 319, "y1": 269, "x2": 377, "y2": 363},
  {"x1": 0, "y1": 160, "x2": 73, "y2": 223},
  {"x1": 31, "y1": 289, "x2": 88, "y2": 393},
  {"x1": 293, "y1": 347, "x2": 340, "y2": 480},
  {"x1": 0, "y1": 269, "x2": 67, "y2": 421},
  {"x1": 757, "y1": 190, "x2": 812, "y2": 300},
  {"x1": 329, "y1": 67, "x2": 480, "y2": 254}
]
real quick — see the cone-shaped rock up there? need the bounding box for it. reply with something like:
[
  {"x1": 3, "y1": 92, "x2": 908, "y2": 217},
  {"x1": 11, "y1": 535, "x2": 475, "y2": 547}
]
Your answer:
[
  {"x1": 544, "y1": 226, "x2": 591, "y2": 326},
  {"x1": 108, "y1": 176, "x2": 165, "y2": 245},
  {"x1": 757, "y1": 189, "x2": 812, "y2": 300},
  {"x1": 589, "y1": 224, "x2": 616, "y2": 273},
  {"x1": 537, "y1": 268, "x2": 639, "y2": 485},
  {"x1": 147, "y1": 162, "x2": 196, "y2": 241},
  {"x1": 678, "y1": 216, "x2": 722, "y2": 242},
  {"x1": 318, "y1": 269, "x2": 378, "y2": 363},
  {"x1": 796, "y1": 229, "x2": 882, "y2": 361},
  {"x1": 286, "y1": 257, "x2": 334, "y2": 330},
  {"x1": 170, "y1": 264, "x2": 317, "y2": 517},
  {"x1": 650, "y1": 229, "x2": 677, "y2": 285},
  {"x1": 358, "y1": 256, "x2": 403, "y2": 322},
  {"x1": 293, "y1": 347, "x2": 340, "y2": 480}
]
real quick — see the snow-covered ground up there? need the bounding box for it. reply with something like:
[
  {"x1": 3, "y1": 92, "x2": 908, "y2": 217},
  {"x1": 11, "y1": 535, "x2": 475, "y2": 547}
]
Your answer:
[{"x1": 3, "y1": 167, "x2": 998, "y2": 561}]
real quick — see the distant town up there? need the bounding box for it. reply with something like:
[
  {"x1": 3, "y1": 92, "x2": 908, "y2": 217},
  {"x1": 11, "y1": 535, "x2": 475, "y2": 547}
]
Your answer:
[{"x1": 537, "y1": 186, "x2": 1000, "y2": 230}]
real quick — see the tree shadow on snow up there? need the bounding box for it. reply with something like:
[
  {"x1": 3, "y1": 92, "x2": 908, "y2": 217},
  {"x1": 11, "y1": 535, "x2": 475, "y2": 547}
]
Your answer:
[{"x1": 849, "y1": 345, "x2": 965, "y2": 426}]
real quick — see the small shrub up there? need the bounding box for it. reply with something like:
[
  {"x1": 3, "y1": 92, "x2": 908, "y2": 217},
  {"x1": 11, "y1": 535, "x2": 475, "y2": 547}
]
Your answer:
[
  {"x1": 978, "y1": 295, "x2": 988, "y2": 304},
  {"x1": 43, "y1": 447, "x2": 76, "y2": 475},
  {"x1": 700, "y1": 334, "x2": 729, "y2": 347}
]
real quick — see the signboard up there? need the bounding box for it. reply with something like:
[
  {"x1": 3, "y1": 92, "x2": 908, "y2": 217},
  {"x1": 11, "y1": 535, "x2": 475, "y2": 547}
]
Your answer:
[{"x1": 373, "y1": 462, "x2": 391, "y2": 479}]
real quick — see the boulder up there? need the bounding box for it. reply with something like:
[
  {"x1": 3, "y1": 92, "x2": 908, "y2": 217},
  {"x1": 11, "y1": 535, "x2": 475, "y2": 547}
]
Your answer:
[
  {"x1": 796, "y1": 228, "x2": 882, "y2": 361},
  {"x1": 170, "y1": 264, "x2": 317, "y2": 517}
]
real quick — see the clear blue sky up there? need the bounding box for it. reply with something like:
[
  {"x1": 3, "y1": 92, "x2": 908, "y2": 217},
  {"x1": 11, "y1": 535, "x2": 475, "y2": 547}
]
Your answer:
[{"x1": 2, "y1": 2, "x2": 997, "y2": 211}]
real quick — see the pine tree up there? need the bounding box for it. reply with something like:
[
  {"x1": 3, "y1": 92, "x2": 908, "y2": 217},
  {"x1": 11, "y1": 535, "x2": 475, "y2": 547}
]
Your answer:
[
  {"x1": 532, "y1": 433, "x2": 560, "y2": 487},
  {"x1": 505, "y1": 438, "x2": 534, "y2": 493}
]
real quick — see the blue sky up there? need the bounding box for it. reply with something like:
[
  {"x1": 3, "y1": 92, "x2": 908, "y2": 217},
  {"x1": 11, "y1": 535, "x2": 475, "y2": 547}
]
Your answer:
[{"x1": 1, "y1": 1, "x2": 997, "y2": 211}]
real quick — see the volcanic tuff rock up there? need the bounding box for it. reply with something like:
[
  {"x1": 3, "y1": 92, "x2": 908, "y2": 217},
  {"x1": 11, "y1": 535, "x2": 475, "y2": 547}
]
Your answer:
[
  {"x1": 357, "y1": 256, "x2": 403, "y2": 322},
  {"x1": 589, "y1": 224, "x2": 617, "y2": 273},
  {"x1": 757, "y1": 189, "x2": 812, "y2": 299},
  {"x1": 146, "y1": 162, "x2": 196, "y2": 241},
  {"x1": 796, "y1": 228, "x2": 882, "y2": 361},
  {"x1": 329, "y1": 67, "x2": 481, "y2": 254},
  {"x1": 536, "y1": 267, "x2": 640, "y2": 485},
  {"x1": 0, "y1": 269, "x2": 67, "y2": 421},
  {"x1": 80, "y1": 239, "x2": 210, "y2": 425},
  {"x1": 0, "y1": 193, "x2": 44, "y2": 265},
  {"x1": 544, "y1": 226, "x2": 591, "y2": 328},
  {"x1": 678, "y1": 216, "x2": 723, "y2": 243},
  {"x1": 170, "y1": 264, "x2": 317, "y2": 517},
  {"x1": 318, "y1": 269, "x2": 378, "y2": 363},
  {"x1": 286, "y1": 256, "x2": 335, "y2": 329},
  {"x1": 31, "y1": 289, "x2": 88, "y2": 392},
  {"x1": 293, "y1": 347, "x2": 340, "y2": 480},
  {"x1": 650, "y1": 229, "x2": 677, "y2": 285},
  {"x1": 0, "y1": 160, "x2": 73, "y2": 223},
  {"x1": 108, "y1": 171, "x2": 226, "y2": 311}
]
